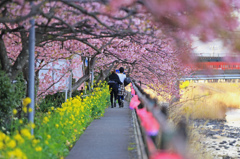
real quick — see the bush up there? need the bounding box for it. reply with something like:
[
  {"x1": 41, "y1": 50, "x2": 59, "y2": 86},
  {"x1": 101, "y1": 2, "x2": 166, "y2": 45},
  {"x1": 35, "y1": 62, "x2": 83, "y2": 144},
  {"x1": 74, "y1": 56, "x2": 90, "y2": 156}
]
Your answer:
[
  {"x1": 0, "y1": 71, "x2": 25, "y2": 131},
  {"x1": 38, "y1": 90, "x2": 84, "y2": 112},
  {"x1": 0, "y1": 83, "x2": 110, "y2": 159},
  {"x1": 38, "y1": 92, "x2": 65, "y2": 112}
]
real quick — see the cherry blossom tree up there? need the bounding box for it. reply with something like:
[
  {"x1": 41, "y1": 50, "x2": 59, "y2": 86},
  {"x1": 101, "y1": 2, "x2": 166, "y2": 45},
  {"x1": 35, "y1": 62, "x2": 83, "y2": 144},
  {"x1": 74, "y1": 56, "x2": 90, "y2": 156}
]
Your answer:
[
  {"x1": 0, "y1": 0, "x2": 156, "y2": 97},
  {"x1": 94, "y1": 32, "x2": 192, "y2": 99},
  {"x1": 110, "y1": 0, "x2": 240, "y2": 43},
  {"x1": 0, "y1": 0, "x2": 239, "y2": 99}
]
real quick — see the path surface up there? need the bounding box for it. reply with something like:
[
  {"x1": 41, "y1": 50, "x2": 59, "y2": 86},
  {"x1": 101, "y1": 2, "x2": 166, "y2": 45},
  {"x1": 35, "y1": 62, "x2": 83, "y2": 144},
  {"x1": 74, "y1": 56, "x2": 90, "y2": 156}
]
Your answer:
[{"x1": 66, "y1": 102, "x2": 138, "y2": 159}]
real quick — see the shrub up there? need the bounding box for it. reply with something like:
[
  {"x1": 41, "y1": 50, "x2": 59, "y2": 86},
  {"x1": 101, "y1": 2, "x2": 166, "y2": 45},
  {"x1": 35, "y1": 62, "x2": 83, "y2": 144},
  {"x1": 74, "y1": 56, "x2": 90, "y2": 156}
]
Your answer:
[
  {"x1": 0, "y1": 71, "x2": 25, "y2": 132},
  {"x1": 38, "y1": 90, "x2": 84, "y2": 112},
  {"x1": 38, "y1": 92, "x2": 65, "y2": 112},
  {"x1": 0, "y1": 83, "x2": 110, "y2": 159}
]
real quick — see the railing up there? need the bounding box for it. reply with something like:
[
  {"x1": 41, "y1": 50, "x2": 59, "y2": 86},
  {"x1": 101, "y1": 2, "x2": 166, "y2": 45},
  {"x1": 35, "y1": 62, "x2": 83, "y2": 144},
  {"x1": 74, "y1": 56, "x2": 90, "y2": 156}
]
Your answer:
[
  {"x1": 130, "y1": 81, "x2": 189, "y2": 159},
  {"x1": 132, "y1": 109, "x2": 149, "y2": 159},
  {"x1": 181, "y1": 74, "x2": 240, "y2": 80}
]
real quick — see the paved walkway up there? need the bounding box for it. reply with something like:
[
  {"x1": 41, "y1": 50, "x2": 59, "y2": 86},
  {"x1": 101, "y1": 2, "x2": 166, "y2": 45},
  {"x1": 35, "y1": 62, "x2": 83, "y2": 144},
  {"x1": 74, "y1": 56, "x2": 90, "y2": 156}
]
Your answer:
[{"x1": 66, "y1": 102, "x2": 138, "y2": 159}]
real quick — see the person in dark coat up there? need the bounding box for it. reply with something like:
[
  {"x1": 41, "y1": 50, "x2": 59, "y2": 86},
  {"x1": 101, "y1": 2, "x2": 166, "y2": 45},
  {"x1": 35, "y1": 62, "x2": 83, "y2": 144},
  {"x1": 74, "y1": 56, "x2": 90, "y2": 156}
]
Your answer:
[{"x1": 108, "y1": 70, "x2": 122, "y2": 108}]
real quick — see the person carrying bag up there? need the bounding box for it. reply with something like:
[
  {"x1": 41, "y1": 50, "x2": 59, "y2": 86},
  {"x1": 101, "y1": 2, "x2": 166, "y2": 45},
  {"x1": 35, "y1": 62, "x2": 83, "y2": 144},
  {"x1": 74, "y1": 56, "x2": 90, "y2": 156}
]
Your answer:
[{"x1": 108, "y1": 70, "x2": 122, "y2": 108}]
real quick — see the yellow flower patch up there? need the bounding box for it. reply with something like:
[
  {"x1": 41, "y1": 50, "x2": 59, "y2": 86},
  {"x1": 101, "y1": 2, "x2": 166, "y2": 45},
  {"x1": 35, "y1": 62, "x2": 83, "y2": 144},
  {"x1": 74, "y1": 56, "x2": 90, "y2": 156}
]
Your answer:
[{"x1": 22, "y1": 97, "x2": 31, "y2": 107}]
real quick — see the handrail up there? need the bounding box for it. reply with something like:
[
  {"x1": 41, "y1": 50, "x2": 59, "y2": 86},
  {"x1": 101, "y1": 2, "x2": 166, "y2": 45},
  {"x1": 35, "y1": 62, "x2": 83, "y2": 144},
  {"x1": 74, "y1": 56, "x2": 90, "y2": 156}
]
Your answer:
[
  {"x1": 132, "y1": 109, "x2": 148, "y2": 159},
  {"x1": 131, "y1": 80, "x2": 189, "y2": 159}
]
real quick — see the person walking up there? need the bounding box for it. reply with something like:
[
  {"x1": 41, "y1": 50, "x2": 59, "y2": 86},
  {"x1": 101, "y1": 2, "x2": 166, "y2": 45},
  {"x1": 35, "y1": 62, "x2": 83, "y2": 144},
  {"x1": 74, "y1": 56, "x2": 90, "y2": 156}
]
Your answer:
[
  {"x1": 117, "y1": 67, "x2": 126, "y2": 108},
  {"x1": 108, "y1": 70, "x2": 122, "y2": 108}
]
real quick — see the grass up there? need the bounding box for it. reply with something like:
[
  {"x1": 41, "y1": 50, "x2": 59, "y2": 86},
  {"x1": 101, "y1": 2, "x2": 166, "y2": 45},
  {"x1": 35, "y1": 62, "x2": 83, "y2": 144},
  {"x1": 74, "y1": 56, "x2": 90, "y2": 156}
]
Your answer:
[
  {"x1": 144, "y1": 81, "x2": 240, "y2": 158},
  {"x1": 168, "y1": 81, "x2": 240, "y2": 158},
  {"x1": 127, "y1": 143, "x2": 136, "y2": 151},
  {"x1": 127, "y1": 146, "x2": 135, "y2": 151},
  {"x1": 143, "y1": 81, "x2": 240, "y2": 120},
  {"x1": 176, "y1": 81, "x2": 240, "y2": 120}
]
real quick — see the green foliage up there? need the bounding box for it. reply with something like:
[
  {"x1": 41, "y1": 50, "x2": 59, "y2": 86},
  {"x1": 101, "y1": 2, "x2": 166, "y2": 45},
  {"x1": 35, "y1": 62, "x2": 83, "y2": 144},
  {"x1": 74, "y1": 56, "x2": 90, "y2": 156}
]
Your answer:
[
  {"x1": 38, "y1": 92, "x2": 64, "y2": 112},
  {"x1": 38, "y1": 90, "x2": 85, "y2": 112},
  {"x1": 0, "y1": 84, "x2": 110, "y2": 159},
  {"x1": 14, "y1": 73, "x2": 26, "y2": 107},
  {"x1": 0, "y1": 71, "x2": 26, "y2": 131}
]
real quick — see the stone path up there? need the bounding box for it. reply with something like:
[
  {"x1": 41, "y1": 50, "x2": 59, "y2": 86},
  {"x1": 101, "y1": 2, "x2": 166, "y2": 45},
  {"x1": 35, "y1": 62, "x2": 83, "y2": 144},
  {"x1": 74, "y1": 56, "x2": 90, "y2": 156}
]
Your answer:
[{"x1": 65, "y1": 101, "x2": 138, "y2": 159}]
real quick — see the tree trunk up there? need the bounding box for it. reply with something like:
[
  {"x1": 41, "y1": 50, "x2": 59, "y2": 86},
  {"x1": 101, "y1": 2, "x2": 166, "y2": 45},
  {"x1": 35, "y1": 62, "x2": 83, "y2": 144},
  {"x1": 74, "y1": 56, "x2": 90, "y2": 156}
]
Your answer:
[
  {"x1": 95, "y1": 62, "x2": 116, "y2": 84},
  {"x1": 71, "y1": 56, "x2": 96, "y2": 92}
]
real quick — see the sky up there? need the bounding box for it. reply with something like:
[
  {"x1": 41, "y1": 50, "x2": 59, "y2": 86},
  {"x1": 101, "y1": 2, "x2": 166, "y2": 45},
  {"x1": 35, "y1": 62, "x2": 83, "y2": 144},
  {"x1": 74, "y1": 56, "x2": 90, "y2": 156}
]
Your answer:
[
  {"x1": 192, "y1": 37, "x2": 228, "y2": 57},
  {"x1": 192, "y1": 10, "x2": 240, "y2": 57}
]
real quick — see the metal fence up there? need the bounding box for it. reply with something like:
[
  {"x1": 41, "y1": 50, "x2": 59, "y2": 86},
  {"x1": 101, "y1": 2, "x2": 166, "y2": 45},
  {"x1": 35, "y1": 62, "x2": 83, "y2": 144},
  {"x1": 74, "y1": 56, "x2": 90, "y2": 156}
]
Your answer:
[{"x1": 131, "y1": 81, "x2": 189, "y2": 159}]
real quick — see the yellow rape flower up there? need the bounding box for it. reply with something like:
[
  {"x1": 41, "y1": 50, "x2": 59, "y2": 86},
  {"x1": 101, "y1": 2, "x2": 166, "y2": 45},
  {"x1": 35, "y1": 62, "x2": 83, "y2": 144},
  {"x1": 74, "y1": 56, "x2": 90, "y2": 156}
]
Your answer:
[
  {"x1": 21, "y1": 129, "x2": 32, "y2": 139},
  {"x1": 4, "y1": 136, "x2": 10, "y2": 142},
  {"x1": 7, "y1": 149, "x2": 27, "y2": 159},
  {"x1": 14, "y1": 133, "x2": 24, "y2": 144},
  {"x1": 32, "y1": 139, "x2": 40, "y2": 146},
  {"x1": 7, "y1": 151, "x2": 15, "y2": 158},
  {"x1": 43, "y1": 117, "x2": 49, "y2": 124},
  {"x1": 55, "y1": 124, "x2": 59, "y2": 128},
  {"x1": 0, "y1": 132, "x2": 6, "y2": 141},
  {"x1": 28, "y1": 108, "x2": 33, "y2": 112},
  {"x1": 22, "y1": 97, "x2": 31, "y2": 106},
  {"x1": 0, "y1": 141, "x2": 4, "y2": 150},
  {"x1": 45, "y1": 140, "x2": 49, "y2": 145},
  {"x1": 47, "y1": 135, "x2": 51, "y2": 139},
  {"x1": 19, "y1": 119, "x2": 23, "y2": 124},
  {"x1": 51, "y1": 106, "x2": 54, "y2": 110},
  {"x1": 35, "y1": 146, "x2": 42, "y2": 152},
  {"x1": 23, "y1": 107, "x2": 27, "y2": 113},
  {"x1": 13, "y1": 109, "x2": 17, "y2": 115},
  {"x1": 7, "y1": 140, "x2": 16, "y2": 148},
  {"x1": 28, "y1": 123, "x2": 35, "y2": 129},
  {"x1": 14, "y1": 148, "x2": 25, "y2": 158}
]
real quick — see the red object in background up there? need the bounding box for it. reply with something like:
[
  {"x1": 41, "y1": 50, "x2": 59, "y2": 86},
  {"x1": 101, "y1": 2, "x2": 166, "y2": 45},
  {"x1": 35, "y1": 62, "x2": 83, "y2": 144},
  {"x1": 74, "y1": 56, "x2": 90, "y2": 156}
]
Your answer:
[
  {"x1": 195, "y1": 62, "x2": 240, "y2": 70},
  {"x1": 150, "y1": 152, "x2": 183, "y2": 159},
  {"x1": 188, "y1": 56, "x2": 240, "y2": 71}
]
